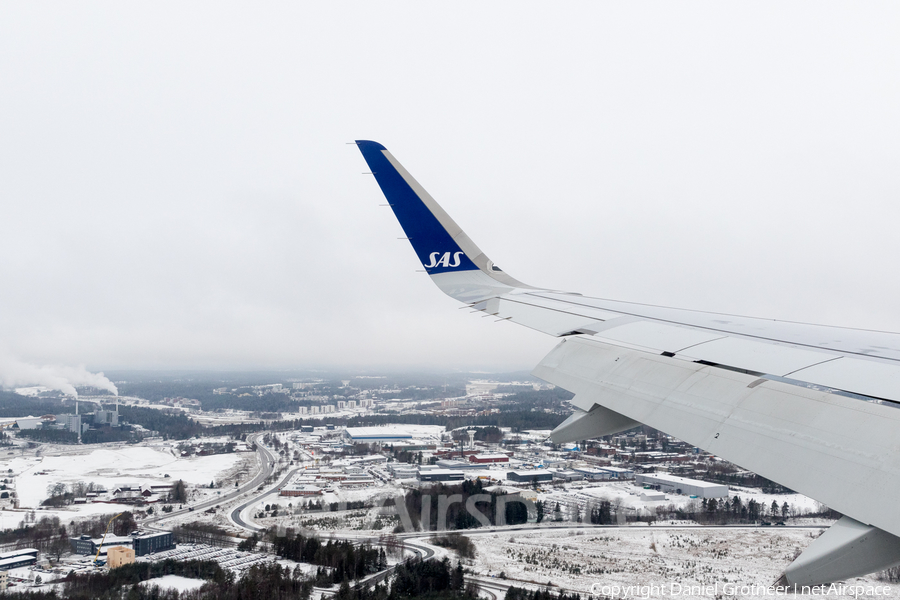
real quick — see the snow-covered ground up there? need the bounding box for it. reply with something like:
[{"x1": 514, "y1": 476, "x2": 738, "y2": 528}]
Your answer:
[
  {"x1": 139, "y1": 574, "x2": 206, "y2": 593},
  {"x1": 3, "y1": 444, "x2": 244, "y2": 510},
  {"x1": 0, "y1": 503, "x2": 137, "y2": 529},
  {"x1": 467, "y1": 526, "x2": 899, "y2": 599},
  {"x1": 541, "y1": 481, "x2": 824, "y2": 520},
  {"x1": 249, "y1": 479, "x2": 404, "y2": 533}
]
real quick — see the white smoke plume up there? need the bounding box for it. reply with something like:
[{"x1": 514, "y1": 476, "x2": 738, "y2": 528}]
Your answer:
[{"x1": 0, "y1": 351, "x2": 118, "y2": 397}]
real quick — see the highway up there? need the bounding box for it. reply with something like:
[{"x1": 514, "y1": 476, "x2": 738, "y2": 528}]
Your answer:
[
  {"x1": 229, "y1": 464, "x2": 305, "y2": 531},
  {"x1": 144, "y1": 433, "x2": 276, "y2": 528}
]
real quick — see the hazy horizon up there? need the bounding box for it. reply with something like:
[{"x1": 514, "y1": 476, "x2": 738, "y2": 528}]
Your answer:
[{"x1": 3, "y1": 3, "x2": 900, "y2": 394}]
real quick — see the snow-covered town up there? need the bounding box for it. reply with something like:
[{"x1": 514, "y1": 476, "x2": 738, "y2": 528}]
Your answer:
[{"x1": 0, "y1": 373, "x2": 891, "y2": 599}]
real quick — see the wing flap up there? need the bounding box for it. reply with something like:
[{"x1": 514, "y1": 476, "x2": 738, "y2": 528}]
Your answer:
[
  {"x1": 533, "y1": 336, "x2": 900, "y2": 539},
  {"x1": 470, "y1": 296, "x2": 609, "y2": 336},
  {"x1": 592, "y1": 320, "x2": 725, "y2": 354},
  {"x1": 789, "y1": 357, "x2": 900, "y2": 402},
  {"x1": 677, "y1": 336, "x2": 838, "y2": 377}
]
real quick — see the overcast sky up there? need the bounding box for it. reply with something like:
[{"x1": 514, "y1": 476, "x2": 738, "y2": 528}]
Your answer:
[{"x1": 2, "y1": 3, "x2": 899, "y2": 380}]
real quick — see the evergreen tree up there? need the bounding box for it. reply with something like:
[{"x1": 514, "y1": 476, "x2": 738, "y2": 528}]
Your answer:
[{"x1": 451, "y1": 561, "x2": 464, "y2": 591}]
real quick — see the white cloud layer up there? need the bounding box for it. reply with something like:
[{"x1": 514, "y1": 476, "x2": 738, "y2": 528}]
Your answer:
[{"x1": 0, "y1": 4, "x2": 899, "y2": 371}]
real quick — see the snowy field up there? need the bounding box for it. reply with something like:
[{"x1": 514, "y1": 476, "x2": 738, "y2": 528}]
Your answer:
[
  {"x1": 139, "y1": 575, "x2": 206, "y2": 593},
  {"x1": 467, "y1": 526, "x2": 898, "y2": 599},
  {"x1": 3, "y1": 444, "x2": 244, "y2": 509},
  {"x1": 544, "y1": 481, "x2": 824, "y2": 520},
  {"x1": 0, "y1": 503, "x2": 138, "y2": 530}
]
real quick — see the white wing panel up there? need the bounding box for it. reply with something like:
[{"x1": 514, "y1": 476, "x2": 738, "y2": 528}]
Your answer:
[
  {"x1": 594, "y1": 321, "x2": 724, "y2": 354},
  {"x1": 480, "y1": 297, "x2": 604, "y2": 336},
  {"x1": 514, "y1": 293, "x2": 620, "y2": 322},
  {"x1": 531, "y1": 291, "x2": 900, "y2": 363},
  {"x1": 678, "y1": 336, "x2": 836, "y2": 377},
  {"x1": 533, "y1": 337, "x2": 900, "y2": 540},
  {"x1": 790, "y1": 357, "x2": 900, "y2": 402}
]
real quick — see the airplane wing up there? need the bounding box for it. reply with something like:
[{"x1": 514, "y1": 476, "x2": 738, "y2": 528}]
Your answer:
[{"x1": 355, "y1": 140, "x2": 900, "y2": 586}]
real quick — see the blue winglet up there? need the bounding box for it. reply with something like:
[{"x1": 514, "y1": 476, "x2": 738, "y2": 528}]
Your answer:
[{"x1": 356, "y1": 140, "x2": 479, "y2": 275}]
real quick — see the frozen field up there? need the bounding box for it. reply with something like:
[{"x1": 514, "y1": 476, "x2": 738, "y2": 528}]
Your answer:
[
  {"x1": 139, "y1": 575, "x2": 206, "y2": 593},
  {"x1": 4, "y1": 445, "x2": 243, "y2": 508},
  {"x1": 546, "y1": 481, "x2": 824, "y2": 520},
  {"x1": 467, "y1": 526, "x2": 898, "y2": 599}
]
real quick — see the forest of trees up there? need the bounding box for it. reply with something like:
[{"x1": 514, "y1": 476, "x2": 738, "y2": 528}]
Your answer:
[
  {"x1": 402, "y1": 479, "x2": 534, "y2": 531},
  {"x1": 116, "y1": 405, "x2": 205, "y2": 439},
  {"x1": 272, "y1": 532, "x2": 385, "y2": 584},
  {"x1": 428, "y1": 534, "x2": 476, "y2": 558},
  {"x1": 171, "y1": 522, "x2": 236, "y2": 547},
  {"x1": 504, "y1": 587, "x2": 583, "y2": 600},
  {"x1": 0, "y1": 391, "x2": 63, "y2": 418},
  {"x1": 0, "y1": 554, "x2": 488, "y2": 600},
  {"x1": 0, "y1": 516, "x2": 69, "y2": 559},
  {"x1": 16, "y1": 429, "x2": 78, "y2": 444}
]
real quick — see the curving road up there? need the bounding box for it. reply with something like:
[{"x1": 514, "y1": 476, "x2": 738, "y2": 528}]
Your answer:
[
  {"x1": 229, "y1": 464, "x2": 305, "y2": 531},
  {"x1": 144, "y1": 433, "x2": 276, "y2": 528}
]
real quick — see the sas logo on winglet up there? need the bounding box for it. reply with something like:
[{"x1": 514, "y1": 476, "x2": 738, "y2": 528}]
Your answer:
[{"x1": 424, "y1": 251, "x2": 464, "y2": 268}]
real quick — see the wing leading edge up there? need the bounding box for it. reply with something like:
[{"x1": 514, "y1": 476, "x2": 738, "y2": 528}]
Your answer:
[{"x1": 356, "y1": 140, "x2": 900, "y2": 585}]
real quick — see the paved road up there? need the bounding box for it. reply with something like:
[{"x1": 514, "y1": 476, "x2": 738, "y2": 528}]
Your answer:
[
  {"x1": 144, "y1": 433, "x2": 275, "y2": 527},
  {"x1": 229, "y1": 464, "x2": 305, "y2": 531}
]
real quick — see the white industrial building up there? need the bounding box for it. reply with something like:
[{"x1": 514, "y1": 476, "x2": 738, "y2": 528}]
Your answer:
[
  {"x1": 345, "y1": 426, "x2": 414, "y2": 443},
  {"x1": 635, "y1": 473, "x2": 728, "y2": 498},
  {"x1": 13, "y1": 417, "x2": 43, "y2": 430}
]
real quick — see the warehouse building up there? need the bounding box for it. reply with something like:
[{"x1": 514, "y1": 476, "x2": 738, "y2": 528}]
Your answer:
[
  {"x1": 573, "y1": 467, "x2": 612, "y2": 481},
  {"x1": 507, "y1": 470, "x2": 553, "y2": 484},
  {"x1": 345, "y1": 427, "x2": 413, "y2": 443},
  {"x1": 551, "y1": 469, "x2": 584, "y2": 482},
  {"x1": 469, "y1": 453, "x2": 509, "y2": 464},
  {"x1": 280, "y1": 484, "x2": 323, "y2": 497},
  {"x1": 599, "y1": 466, "x2": 634, "y2": 479},
  {"x1": 13, "y1": 417, "x2": 43, "y2": 430},
  {"x1": 0, "y1": 549, "x2": 39, "y2": 569},
  {"x1": 635, "y1": 473, "x2": 728, "y2": 498},
  {"x1": 388, "y1": 464, "x2": 418, "y2": 479},
  {"x1": 417, "y1": 469, "x2": 464, "y2": 482}
]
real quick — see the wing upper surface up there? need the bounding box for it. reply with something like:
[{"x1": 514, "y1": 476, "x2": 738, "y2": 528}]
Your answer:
[
  {"x1": 356, "y1": 139, "x2": 900, "y2": 404},
  {"x1": 481, "y1": 289, "x2": 900, "y2": 403}
]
